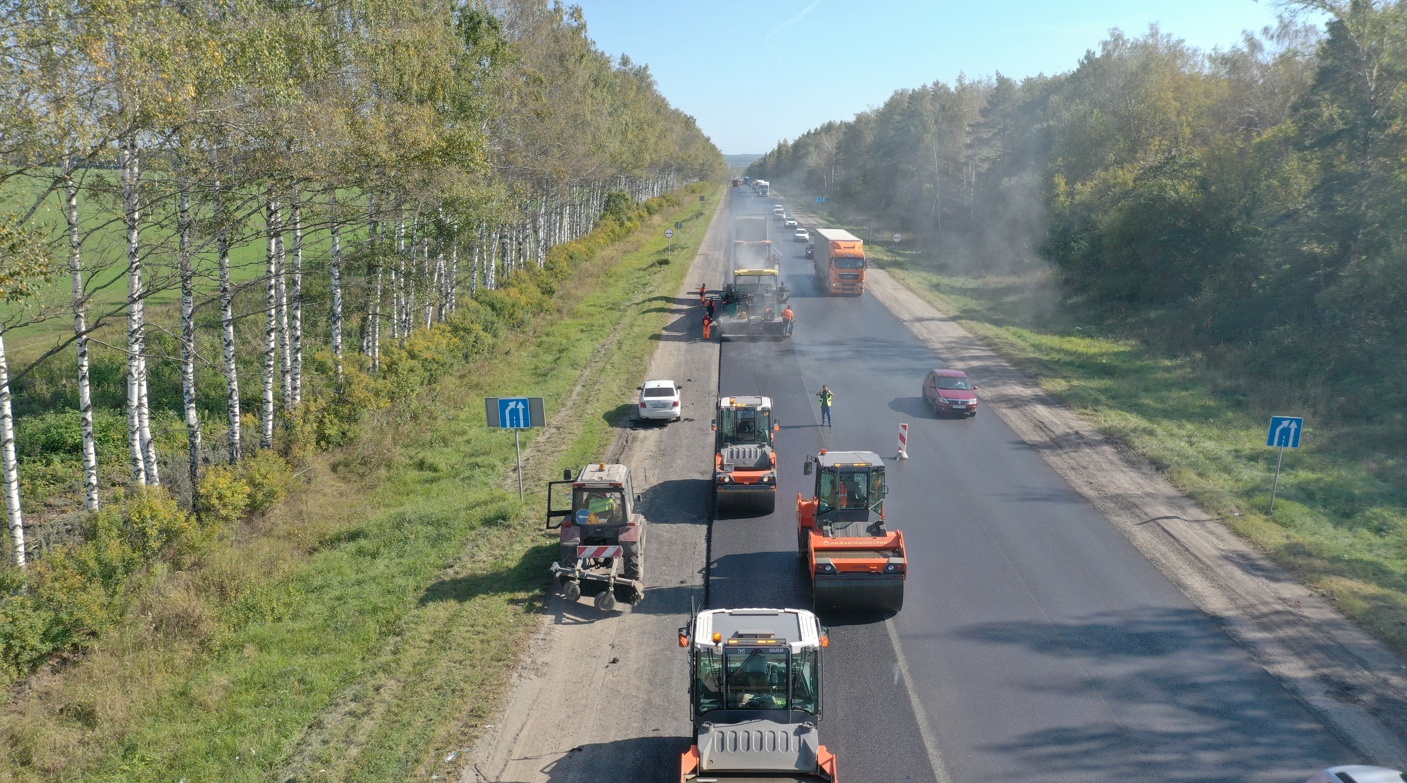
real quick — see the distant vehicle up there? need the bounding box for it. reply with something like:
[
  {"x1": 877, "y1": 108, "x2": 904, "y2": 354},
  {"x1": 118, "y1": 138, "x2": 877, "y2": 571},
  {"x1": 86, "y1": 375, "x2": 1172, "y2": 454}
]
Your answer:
[
  {"x1": 784, "y1": 216, "x2": 798, "y2": 228},
  {"x1": 922, "y1": 368, "x2": 978, "y2": 417},
  {"x1": 812, "y1": 227, "x2": 867, "y2": 295},
  {"x1": 637, "y1": 379, "x2": 682, "y2": 423},
  {"x1": 754, "y1": 179, "x2": 769, "y2": 195},
  {"x1": 731, "y1": 178, "x2": 741, "y2": 187},
  {"x1": 794, "y1": 228, "x2": 809, "y2": 242},
  {"x1": 805, "y1": 242, "x2": 815, "y2": 259}
]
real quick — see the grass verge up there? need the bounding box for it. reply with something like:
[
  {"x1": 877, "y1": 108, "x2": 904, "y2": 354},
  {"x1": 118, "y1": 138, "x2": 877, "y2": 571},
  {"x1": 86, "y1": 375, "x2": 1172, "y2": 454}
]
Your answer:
[
  {"x1": 875, "y1": 248, "x2": 1407, "y2": 657},
  {"x1": 0, "y1": 183, "x2": 720, "y2": 782}
]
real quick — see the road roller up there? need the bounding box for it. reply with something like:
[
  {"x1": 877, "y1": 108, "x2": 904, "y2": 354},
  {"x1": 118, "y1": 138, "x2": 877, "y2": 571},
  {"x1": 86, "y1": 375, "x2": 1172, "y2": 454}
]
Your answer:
[{"x1": 796, "y1": 450, "x2": 906, "y2": 614}]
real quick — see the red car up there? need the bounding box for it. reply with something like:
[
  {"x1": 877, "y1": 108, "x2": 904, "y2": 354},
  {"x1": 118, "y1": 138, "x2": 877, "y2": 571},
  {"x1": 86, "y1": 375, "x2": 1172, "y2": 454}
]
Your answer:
[{"x1": 921, "y1": 368, "x2": 978, "y2": 417}]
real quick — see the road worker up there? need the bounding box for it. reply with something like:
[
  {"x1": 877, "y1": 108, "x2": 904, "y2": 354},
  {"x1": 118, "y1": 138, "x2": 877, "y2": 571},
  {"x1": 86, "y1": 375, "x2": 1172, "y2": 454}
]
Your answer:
[
  {"x1": 781, "y1": 305, "x2": 795, "y2": 335},
  {"x1": 702, "y1": 314, "x2": 712, "y2": 340}
]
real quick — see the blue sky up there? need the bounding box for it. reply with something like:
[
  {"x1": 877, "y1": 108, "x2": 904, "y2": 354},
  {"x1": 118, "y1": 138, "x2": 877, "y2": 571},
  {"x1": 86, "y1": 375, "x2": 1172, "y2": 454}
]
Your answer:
[{"x1": 571, "y1": 0, "x2": 1324, "y2": 155}]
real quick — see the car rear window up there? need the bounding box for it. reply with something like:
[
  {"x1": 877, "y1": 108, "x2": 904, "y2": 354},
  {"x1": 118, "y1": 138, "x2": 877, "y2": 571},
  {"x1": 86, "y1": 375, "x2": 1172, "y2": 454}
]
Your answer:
[{"x1": 643, "y1": 387, "x2": 675, "y2": 398}]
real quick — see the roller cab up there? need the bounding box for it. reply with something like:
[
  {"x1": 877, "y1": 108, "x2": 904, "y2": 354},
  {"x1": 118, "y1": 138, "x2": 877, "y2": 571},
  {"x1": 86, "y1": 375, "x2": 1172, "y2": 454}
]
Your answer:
[{"x1": 796, "y1": 451, "x2": 906, "y2": 615}]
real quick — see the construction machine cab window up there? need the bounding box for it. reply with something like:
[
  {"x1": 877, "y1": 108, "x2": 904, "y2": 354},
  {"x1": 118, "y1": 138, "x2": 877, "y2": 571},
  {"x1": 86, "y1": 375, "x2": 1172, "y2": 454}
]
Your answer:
[
  {"x1": 818, "y1": 468, "x2": 884, "y2": 514},
  {"x1": 694, "y1": 646, "x2": 819, "y2": 715},
  {"x1": 578, "y1": 490, "x2": 624, "y2": 525},
  {"x1": 719, "y1": 406, "x2": 772, "y2": 445}
]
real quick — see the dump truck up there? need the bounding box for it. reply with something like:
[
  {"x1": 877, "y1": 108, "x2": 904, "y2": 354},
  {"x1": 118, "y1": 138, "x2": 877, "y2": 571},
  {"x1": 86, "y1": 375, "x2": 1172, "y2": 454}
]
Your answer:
[
  {"x1": 811, "y1": 228, "x2": 867, "y2": 295},
  {"x1": 546, "y1": 463, "x2": 645, "y2": 610},
  {"x1": 678, "y1": 607, "x2": 838, "y2": 783},
  {"x1": 796, "y1": 450, "x2": 906, "y2": 614},
  {"x1": 716, "y1": 268, "x2": 790, "y2": 340},
  {"x1": 732, "y1": 214, "x2": 775, "y2": 270},
  {"x1": 713, "y1": 396, "x2": 780, "y2": 513}
]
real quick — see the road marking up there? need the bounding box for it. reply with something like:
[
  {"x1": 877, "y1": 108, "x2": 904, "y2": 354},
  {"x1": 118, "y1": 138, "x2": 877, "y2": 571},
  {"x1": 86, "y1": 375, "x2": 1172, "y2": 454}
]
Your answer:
[{"x1": 885, "y1": 619, "x2": 954, "y2": 783}]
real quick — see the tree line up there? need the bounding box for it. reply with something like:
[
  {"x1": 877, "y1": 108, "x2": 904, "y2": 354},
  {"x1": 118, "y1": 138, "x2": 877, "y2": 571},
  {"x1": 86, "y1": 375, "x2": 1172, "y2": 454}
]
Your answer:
[
  {"x1": 0, "y1": 0, "x2": 723, "y2": 568},
  {"x1": 748, "y1": 0, "x2": 1405, "y2": 418}
]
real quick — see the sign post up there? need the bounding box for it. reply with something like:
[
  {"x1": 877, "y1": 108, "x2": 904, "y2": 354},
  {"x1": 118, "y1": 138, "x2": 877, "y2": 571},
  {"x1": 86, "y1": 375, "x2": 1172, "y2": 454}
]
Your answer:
[
  {"x1": 664, "y1": 227, "x2": 674, "y2": 256},
  {"x1": 1265, "y1": 415, "x2": 1303, "y2": 514},
  {"x1": 486, "y1": 396, "x2": 546, "y2": 499}
]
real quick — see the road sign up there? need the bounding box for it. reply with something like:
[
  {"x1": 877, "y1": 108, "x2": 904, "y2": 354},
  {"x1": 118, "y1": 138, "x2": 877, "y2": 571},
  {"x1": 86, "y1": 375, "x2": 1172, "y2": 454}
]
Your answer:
[
  {"x1": 675, "y1": 221, "x2": 683, "y2": 229},
  {"x1": 664, "y1": 228, "x2": 674, "y2": 239},
  {"x1": 893, "y1": 233, "x2": 902, "y2": 244},
  {"x1": 1267, "y1": 416, "x2": 1303, "y2": 448},
  {"x1": 699, "y1": 195, "x2": 706, "y2": 202},
  {"x1": 485, "y1": 396, "x2": 544, "y2": 429},
  {"x1": 486, "y1": 396, "x2": 546, "y2": 500},
  {"x1": 816, "y1": 196, "x2": 826, "y2": 203}
]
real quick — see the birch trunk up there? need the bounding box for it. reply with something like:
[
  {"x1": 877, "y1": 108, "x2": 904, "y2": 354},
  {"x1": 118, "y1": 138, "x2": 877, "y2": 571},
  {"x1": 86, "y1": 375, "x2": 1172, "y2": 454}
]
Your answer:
[
  {"x1": 289, "y1": 198, "x2": 303, "y2": 407},
  {"x1": 63, "y1": 166, "x2": 99, "y2": 511},
  {"x1": 178, "y1": 179, "x2": 202, "y2": 496},
  {"x1": 329, "y1": 192, "x2": 344, "y2": 386},
  {"x1": 121, "y1": 138, "x2": 148, "y2": 485},
  {"x1": 275, "y1": 200, "x2": 291, "y2": 410},
  {"x1": 0, "y1": 325, "x2": 25, "y2": 567},
  {"x1": 261, "y1": 198, "x2": 280, "y2": 450},
  {"x1": 214, "y1": 174, "x2": 241, "y2": 463}
]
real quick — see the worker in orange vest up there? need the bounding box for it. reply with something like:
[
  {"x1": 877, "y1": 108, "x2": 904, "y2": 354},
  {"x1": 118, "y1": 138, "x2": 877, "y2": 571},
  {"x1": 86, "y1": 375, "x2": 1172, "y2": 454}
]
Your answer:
[
  {"x1": 702, "y1": 314, "x2": 712, "y2": 340},
  {"x1": 698, "y1": 283, "x2": 707, "y2": 303},
  {"x1": 781, "y1": 304, "x2": 795, "y2": 336}
]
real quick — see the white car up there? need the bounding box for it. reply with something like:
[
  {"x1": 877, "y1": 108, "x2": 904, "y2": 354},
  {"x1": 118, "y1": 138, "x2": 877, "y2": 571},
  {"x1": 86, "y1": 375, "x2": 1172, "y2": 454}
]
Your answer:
[
  {"x1": 784, "y1": 216, "x2": 798, "y2": 228},
  {"x1": 637, "y1": 379, "x2": 682, "y2": 422},
  {"x1": 794, "y1": 228, "x2": 809, "y2": 242}
]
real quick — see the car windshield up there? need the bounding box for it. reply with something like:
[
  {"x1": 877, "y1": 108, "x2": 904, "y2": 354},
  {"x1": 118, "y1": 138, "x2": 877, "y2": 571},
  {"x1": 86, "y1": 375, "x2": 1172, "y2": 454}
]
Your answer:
[
  {"x1": 642, "y1": 387, "x2": 675, "y2": 398},
  {"x1": 833, "y1": 257, "x2": 866, "y2": 269},
  {"x1": 936, "y1": 376, "x2": 971, "y2": 390},
  {"x1": 693, "y1": 646, "x2": 819, "y2": 715}
]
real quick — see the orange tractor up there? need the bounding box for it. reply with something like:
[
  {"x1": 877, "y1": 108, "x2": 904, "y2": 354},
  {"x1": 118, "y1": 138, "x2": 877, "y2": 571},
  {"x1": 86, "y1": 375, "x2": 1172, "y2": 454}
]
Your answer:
[{"x1": 797, "y1": 450, "x2": 906, "y2": 614}]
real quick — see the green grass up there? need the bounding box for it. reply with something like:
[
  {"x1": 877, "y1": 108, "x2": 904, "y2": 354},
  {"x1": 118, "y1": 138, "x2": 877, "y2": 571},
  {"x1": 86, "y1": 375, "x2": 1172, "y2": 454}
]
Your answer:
[
  {"x1": 0, "y1": 183, "x2": 720, "y2": 782},
  {"x1": 872, "y1": 245, "x2": 1407, "y2": 654}
]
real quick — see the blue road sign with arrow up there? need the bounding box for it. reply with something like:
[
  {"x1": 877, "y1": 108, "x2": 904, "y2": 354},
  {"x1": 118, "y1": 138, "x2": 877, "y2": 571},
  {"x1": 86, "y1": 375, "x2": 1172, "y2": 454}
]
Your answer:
[
  {"x1": 485, "y1": 396, "x2": 545, "y2": 430},
  {"x1": 1267, "y1": 416, "x2": 1303, "y2": 448}
]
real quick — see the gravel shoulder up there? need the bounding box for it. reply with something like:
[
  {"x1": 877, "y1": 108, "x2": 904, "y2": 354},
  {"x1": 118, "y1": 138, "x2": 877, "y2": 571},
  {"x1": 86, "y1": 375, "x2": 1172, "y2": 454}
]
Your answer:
[{"x1": 864, "y1": 267, "x2": 1407, "y2": 768}]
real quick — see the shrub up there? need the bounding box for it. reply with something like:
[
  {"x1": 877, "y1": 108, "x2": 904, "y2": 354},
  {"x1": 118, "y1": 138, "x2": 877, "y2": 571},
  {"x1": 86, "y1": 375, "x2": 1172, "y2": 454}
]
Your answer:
[
  {"x1": 197, "y1": 465, "x2": 250, "y2": 529},
  {"x1": 238, "y1": 450, "x2": 293, "y2": 515}
]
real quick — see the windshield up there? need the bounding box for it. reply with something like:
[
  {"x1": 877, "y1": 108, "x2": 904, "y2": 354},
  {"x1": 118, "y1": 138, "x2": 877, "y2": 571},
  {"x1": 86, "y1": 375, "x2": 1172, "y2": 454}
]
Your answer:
[
  {"x1": 936, "y1": 376, "x2": 971, "y2": 391},
  {"x1": 573, "y1": 489, "x2": 625, "y2": 525},
  {"x1": 694, "y1": 646, "x2": 819, "y2": 715},
  {"x1": 722, "y1": 407, "x2": 772, "y2": 444},
  {"x1": 642, "y1": 387, "x2": 675, "y2": 398},
  {"x1": 817, "y1": 467, "x2": 883, "y2": 514},
  {"x1": 833, "y1": 257, "x2": 866, "y2": 270}
]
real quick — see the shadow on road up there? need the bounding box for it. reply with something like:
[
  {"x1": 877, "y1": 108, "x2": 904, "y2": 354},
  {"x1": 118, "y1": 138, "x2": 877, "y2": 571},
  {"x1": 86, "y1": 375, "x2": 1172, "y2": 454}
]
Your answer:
[
  {"x1": 418, "y1": 543, "x2": 554, "y2": 609},
  {"x1": 497, "y1": 735, "x2": 687, "y2": 783}
]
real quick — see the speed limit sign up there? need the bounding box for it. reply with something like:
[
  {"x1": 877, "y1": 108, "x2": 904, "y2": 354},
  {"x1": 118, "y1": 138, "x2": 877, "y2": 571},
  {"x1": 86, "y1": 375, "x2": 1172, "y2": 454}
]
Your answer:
[{"x1": 665, "y1": 229, "x2": 674, "y2": 238}]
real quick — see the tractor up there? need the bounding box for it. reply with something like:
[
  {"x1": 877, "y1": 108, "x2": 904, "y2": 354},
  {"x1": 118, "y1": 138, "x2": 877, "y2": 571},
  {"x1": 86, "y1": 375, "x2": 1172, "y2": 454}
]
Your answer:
[{"x1": 546, "y1": 463, "x2": 645, "y2": 611}]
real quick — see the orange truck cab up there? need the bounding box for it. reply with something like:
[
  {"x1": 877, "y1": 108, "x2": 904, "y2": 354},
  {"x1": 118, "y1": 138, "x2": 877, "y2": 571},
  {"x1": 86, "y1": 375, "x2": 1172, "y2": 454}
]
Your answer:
[{"x1": 810, "y1": 228, "x2": 866, "y2": 295}]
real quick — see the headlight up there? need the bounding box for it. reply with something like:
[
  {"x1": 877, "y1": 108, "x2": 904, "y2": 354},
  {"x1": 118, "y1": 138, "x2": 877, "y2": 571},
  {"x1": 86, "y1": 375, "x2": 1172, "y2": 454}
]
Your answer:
[
  {"x1": 760, "y1": 475, "x2": 775, "y2": 484},
  {"x1": 716, "y1": 475, "x2": 732, "y2": 484},
  {"x1": 816, "y1": 561, "x2": 837, "y2": 574}
]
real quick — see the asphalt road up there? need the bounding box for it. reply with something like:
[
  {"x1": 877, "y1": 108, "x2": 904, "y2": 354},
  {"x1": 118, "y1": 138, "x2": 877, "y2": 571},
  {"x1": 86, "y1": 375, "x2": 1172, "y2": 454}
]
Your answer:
[{"x1": 709, "y1": 190, "x2": 1355, "y2": 783}]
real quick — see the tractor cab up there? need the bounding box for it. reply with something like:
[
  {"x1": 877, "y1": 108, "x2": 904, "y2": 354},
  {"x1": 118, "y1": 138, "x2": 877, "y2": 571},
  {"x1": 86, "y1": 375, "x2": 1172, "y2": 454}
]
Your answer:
[
  {"x1": 546, "y1": 463, "x2": 645, "y2": 610},
  {"x1": 546, "y1": 463, "x2": 636, "y2": 532},
  {"x1": 803, "y1": 451, "x2": 888, "y2": 536}
]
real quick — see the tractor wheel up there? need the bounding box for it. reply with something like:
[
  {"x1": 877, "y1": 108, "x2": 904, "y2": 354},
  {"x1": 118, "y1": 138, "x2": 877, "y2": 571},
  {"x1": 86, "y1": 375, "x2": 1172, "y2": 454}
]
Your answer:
[
  {"x1": 564, "y1": 581, "x2": 582, "y2": 602},
  {"x1": 595, "y1": 590, "x2": 617, "y2": 612}
]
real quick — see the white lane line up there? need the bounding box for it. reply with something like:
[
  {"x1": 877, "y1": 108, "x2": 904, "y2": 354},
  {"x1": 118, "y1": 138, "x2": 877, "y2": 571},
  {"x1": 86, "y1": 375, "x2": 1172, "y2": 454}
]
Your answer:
[{"x1": 886, "y1": 618, "x2": 955, "y2": 783}]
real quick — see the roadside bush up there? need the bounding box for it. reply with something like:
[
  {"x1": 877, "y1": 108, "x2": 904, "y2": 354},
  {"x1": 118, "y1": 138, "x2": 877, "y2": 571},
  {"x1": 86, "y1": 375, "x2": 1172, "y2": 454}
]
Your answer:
[
  {"x1": 238, "y1": 450, "x2": 294, "y2": 515},
  {"x1": 197, "y1": 465, "x2": 250, "y2": 529}
]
